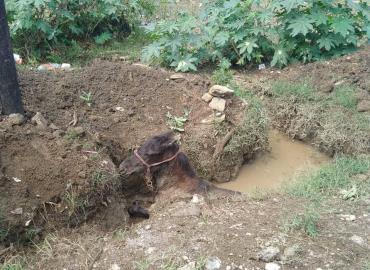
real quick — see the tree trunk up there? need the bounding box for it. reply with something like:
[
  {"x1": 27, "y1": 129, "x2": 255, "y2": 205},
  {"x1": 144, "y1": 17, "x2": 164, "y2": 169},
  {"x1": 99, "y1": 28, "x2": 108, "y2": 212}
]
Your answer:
[{"x1": 0, "y1": 0, "x2": 23, "y2": 115}]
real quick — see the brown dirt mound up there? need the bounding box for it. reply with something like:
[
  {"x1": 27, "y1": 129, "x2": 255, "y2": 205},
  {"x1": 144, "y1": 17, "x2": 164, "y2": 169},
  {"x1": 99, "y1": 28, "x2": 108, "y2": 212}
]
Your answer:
[{"x1": 0, "y1": 60, "x2": 267, "y2": 246}]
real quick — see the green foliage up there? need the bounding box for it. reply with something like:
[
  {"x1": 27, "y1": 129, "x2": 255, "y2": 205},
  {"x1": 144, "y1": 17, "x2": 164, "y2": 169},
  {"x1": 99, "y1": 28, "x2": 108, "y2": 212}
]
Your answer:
[
  {"x1": 330, "y1": 85, "x2": 357, "y2": 109},
  {"x1": 166, "y1": 108, "x2": 191, "y2": 132},
  {"x1": 288, "y1": 155, "x2": 370, "y2": 198},
  {"x1": 1, "y1": 264, "x2": 24, "y2": 270},
  {"x1": 80, "y1": 91, "x2": 93, "y2": 107},
  {"x1": 271, "y1": 81, "x2": 315, "y2": 100},
  {"x1": 287, "y1": 205, "x2": 320, "y2": 237},
  {"x1": 6, "y1": 0, "x2": 155, "y2": 59},
  {"x1": 143, "y1": 0, "x2": 370, "y2": 70}
]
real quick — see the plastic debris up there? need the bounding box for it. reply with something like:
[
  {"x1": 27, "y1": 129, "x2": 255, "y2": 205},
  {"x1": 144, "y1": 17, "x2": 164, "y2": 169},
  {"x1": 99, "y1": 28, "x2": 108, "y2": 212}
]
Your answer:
[
  {"x1": 12, "y1": 177, "x2": 22, "y2": 183},
  {"x1": 13, "y1": 54, "x2": 22, "y2": 64},
  {"x1": 37, "y1": 63, "x2": 72, "y2": 71},
  {"x1": 258, "y1": 64, "x2": 266, "y2": 70}
]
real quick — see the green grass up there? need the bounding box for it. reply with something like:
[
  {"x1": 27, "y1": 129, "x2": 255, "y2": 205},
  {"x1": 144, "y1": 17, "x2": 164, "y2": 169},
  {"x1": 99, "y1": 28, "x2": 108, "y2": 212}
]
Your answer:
[
  {"x1": 271, "y1": 81, "x2": 316, "y2": 100},
  {"x1": 287, "y1": 155, "x2": 370, "y2": 199},
  {"x1": 211, "y1": 68, "x2": 233, "y2": 85},
  {"x1": 330, "y1": 85, "x2": 357, "y2": 109},
  {"x1": 134, "y1": 260, "x2": 151, "y2": 270},
  {"x1": 1, "y1": 264, "x2": 24, "y2": 270},
  {"x1": 285, "y1": 205, "x2": 320, "y2": 237},
  {"x1": 44, "y1": 30, "x2": 150, "y2": 66}
]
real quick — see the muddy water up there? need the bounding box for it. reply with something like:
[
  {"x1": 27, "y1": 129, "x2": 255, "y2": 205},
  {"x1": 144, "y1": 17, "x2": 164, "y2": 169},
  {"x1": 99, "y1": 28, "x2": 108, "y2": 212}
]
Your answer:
[{"x1": 218, "y1": 130, "x2": 330, "y2": 193}]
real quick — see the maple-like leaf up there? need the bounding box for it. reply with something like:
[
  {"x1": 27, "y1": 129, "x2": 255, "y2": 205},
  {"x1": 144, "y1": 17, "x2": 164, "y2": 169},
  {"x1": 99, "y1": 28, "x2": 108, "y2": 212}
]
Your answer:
[
  {"x1": 238, "y1": 39, "x2": 258, "y2": 54},
  {"x1": 317, "y1": 37, "x2": 335, "y2": 51},
  {"x1": 331, "y1": 17, "x2": 354, "y2": 38},
  {"x1": 214, "y1": 31, "x2": 230, "y2": 47},
  {"x1": 310, "y1": 10, "x2": 328, "y2": 26},
  {"x1": 279, "y1": 0, "x2": 306, "y2": 12},
  {"x1": 141, "y1": 42, "x2": 162, "y2": 62},
  {"x1": 287, "y1": 17, "x2": 314, "y2": 37}
]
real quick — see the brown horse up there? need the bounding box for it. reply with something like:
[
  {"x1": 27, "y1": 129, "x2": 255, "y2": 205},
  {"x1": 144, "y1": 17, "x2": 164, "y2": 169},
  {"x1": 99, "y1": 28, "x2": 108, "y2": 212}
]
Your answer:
[{"x1": 118, "y1": 131, "x2": 239, "y2": 218}]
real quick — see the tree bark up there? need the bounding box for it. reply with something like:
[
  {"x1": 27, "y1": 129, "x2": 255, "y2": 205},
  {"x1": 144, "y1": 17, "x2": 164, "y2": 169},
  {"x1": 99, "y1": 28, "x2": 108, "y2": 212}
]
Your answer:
[{"x1": 0, "y1": 0, "x2": 23, "y2": 115}]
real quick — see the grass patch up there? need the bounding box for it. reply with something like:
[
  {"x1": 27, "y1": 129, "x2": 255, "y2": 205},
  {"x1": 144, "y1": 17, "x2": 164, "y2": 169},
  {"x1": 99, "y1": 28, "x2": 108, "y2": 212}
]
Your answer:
[
  {"x1": 285, "y1": 205, "x2": 320, "y2": 237},
  {"x1": 287, "y1": 155, "x2": 370, "y2": 199},
  {"x1": 1, "y1": 263, "x2": 24, "y2": 270},
  {"x1": 134, "y1": 260, "x2": 151, "y2": 270},
  {"x1": 43, "y1": 30, "x2": 150, "y2": 66},
  {"x1": 271, "y1": 81, "x2": 316, "y2": 100},
  {"x1": 330, "y1": 85, "x2": 357, "y2": 109},
  {"x1": 211, "y1": 68, "x2": 233, "y2": 85}
]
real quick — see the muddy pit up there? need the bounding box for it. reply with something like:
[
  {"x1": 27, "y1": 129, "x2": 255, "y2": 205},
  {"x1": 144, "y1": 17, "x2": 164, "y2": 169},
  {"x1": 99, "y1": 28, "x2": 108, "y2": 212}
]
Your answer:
[
  {"x1": 219, "y1": 130, "x2": 330, "y2": 193},
  {"x1": 0, "y1": 60, "x2": 267, "y2": 247}
]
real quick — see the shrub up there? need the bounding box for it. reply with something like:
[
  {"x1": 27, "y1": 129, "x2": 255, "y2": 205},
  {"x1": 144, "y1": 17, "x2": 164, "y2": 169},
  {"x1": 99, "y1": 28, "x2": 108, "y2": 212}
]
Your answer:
[
  {"x1": 142, "y1": 0, "x2": 370, "y2": 71},
  {"x1": 6, "y1": 0, "x2": 155, "y2": 59}
]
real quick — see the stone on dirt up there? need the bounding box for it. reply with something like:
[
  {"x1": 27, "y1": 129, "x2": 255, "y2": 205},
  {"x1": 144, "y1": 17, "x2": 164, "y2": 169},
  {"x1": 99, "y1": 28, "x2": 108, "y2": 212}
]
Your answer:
[
  {"x1": 202, "y1": 93, "x2": 213, "y2": 103},
  {"x1": 265, "y1": 262, "x2": 281, "y2": 270},
  {"x1": 209, "y1": 97, "x2": 226, "y2": 112},
  {"x1": 170, "y1": 74, "x2": 185, "y2": 80},
  {"x1": 10, "y1": 208, "x2": 23, "y2": 215},
  {"x1": 350, "y1": 235, "x2": 366, "y2": 246},
  {"x1": 179, "y1": 262, "x2": 196, "y2": 270},
  {"x1": 31, "y1": 112, "x2": 48, "y2": 129},
  {"x1": 68, "y1": 126, "x2": 85, "y2": 136},
  {"x1": 7, "y1": 113, "x2": 25, "y2": 126},
  {"x1": 49, "y1": 123, "x2": 60, "y2": 130},
  {"x1": 281, "y1": 245, "x2": 299, "y2": 261},
  {"x1": 257, "y1": 246, "x2": 281, "y2": 262},
  {"x1": 209, "y1": 85, "x2": 234, "y2": 98},
  {"x1": 109, "y1": 264, "x2": 121, "y2": 270},
  {"x1": 205, "y1": 256, "x2": 221, "y2": 270},
  {"x1": 357, "y1": 100, "x2": 370, "y2": 112},
  {"x1": 191, "y1": 194, "x2": 204, "y2": 204}
]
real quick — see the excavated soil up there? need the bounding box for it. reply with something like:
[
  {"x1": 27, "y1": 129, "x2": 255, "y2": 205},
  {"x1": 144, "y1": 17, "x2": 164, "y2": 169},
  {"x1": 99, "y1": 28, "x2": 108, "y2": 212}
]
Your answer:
[{"x1": 0, "y1": 60, "x2": 266, "y2": 246}]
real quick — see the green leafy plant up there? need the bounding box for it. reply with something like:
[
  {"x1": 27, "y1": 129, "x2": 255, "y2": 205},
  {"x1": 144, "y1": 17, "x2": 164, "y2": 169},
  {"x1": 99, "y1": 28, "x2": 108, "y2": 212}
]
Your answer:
[
  {"x1": 166, "y1": 108, "x2": 191, "y2": 132},
  {"x1": 80, "y1": 91, "x2": 93, "y2": 107},
  {"x1": 287, "y1": 206, "x2": 320, "y2": 237},
  {"x1": 143, "y1": 0, "x2": 370, "y2": 70},
  {"x1": 6, "y1": 0, "x2": 155, "y2": 59}
]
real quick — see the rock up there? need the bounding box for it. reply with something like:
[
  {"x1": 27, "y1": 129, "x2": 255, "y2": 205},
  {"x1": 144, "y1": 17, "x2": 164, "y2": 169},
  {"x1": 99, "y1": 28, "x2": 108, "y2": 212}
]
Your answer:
[
  {"x1": 191, "y1": 194, "x2": 204, "y2": 204},
  {"x1": 179, "y1": 262, "x2": 196, "y2": 270},
  {"x1": 265, "y1": 263, "x2": 281, "y2": 270},
  {"x1": 202, "y1": 93, "x2": 213, "y2": 103},
  {"x1": 68, "y1": 126, "x2": 85, "y2": 136},
  {"x1": 7, "y1": 113, "x2": 25, "y2": 126},
  {"x1": 170, "y1": 74, "x2": 185, "y2": 80},
  {"x1": 145, "y1": 247, "x2": 155, "y2": 254},
  {"x1": 145, "y1": 224, "x2": 151, "y2": 230},
  {"x1": 215, "y1": 113, "x2": 225, "y2": 123},
  {"x1": 31, "y1": 112, "x2": 48, "y2": 129},
  {"x1": 209, "y1": 85, "x2": 234, "y2": 98},
  {"x1": 205, "y1": 256, "x2": 221, "y2": 270},
  {"x1": 357, "y1": 100, "x2": 370, "y2": 112},
  {"x1": 78, "y1": 171, "x2": 86, "y2": 179},
  {"x1": 350, "y1": 235, "x2": 366, "y2": 246},
  {"x1": 257, "y1": 246, "x2": 281, "y2": 262},
  {"x1": 127, "y1": 109, "x2": 136, "y2": 117},
  {"x1": 11, "y1": 208, "x2": 23, "y2": 215},
  {"x1": 281, "y1": 245, "x2": 299, "y2": 261},
  {"x1": 172, "y1": 203, "x2": 201, "y2": 217},
  {"x1": 339, "y1": 214, "x2": 356, "y2": 221},
  {"x1": 209, "y1": 97, "x2": 226, "y2": 112},
  {"x1": 53, "y1": 130, "x2": 65, "y2": 138},
  {"x1": 109, "y1": 264, "x2": 121, "y2": 270},
  {"x1": 115, "y1": 107, "x2": 125, "y2": 112},
  {"x1": 49, "y1": 123, "x2": 60, "y2": 130}
]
